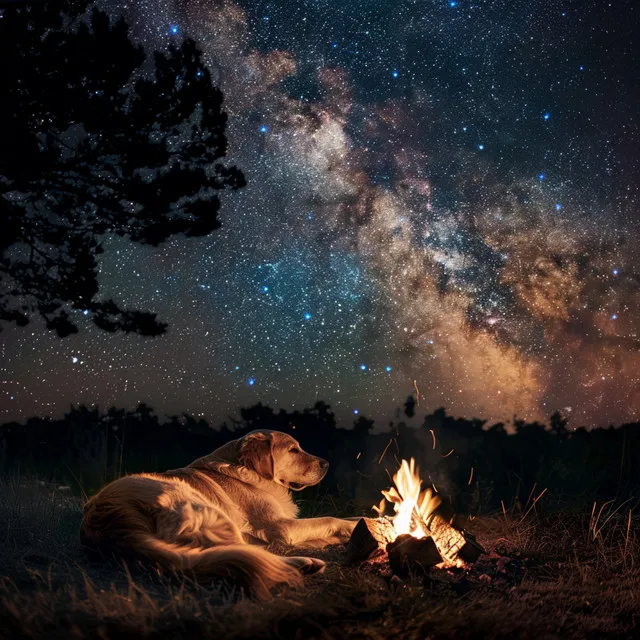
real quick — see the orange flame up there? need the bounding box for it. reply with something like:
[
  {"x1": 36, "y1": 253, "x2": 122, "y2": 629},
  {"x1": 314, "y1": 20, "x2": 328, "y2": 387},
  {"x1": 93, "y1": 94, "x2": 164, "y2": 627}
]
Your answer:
[
  {"x1": 378, "y1": 458, "x2": 471, "y2": 568},
  {"x1": 382, "y1": 458, "x2": 425, "y2": 538},
  {"x1": 380, "y1": 457, "x2": 441, "y2": 539}
]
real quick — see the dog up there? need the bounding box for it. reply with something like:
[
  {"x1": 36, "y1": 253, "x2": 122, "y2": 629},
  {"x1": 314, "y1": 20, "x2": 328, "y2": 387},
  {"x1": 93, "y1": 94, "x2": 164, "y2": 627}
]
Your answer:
[{"x1": 80, "y1": 429, "x2": 357, "y2": 599}]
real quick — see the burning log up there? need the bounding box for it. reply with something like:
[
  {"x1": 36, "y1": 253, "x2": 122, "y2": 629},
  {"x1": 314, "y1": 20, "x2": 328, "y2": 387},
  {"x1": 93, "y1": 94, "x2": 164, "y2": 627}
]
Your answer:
[
  {"x1": 423, "y1": 511, "x2": 483, "y2": 566},
  {"x1": 346, "y1": 517, "x2": 395, "y2": 564},
  {"x1": 386, "y1": 534, "x2": 442, "y2": 576},
  {"x1": 414, "y1": 486, "x2": 484, "y2": 566}
]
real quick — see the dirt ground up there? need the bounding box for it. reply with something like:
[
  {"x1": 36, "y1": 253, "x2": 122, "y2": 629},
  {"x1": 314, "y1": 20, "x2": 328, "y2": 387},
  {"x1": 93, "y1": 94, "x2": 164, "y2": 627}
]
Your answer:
[{"x1": 1, "y1": 476, "x2": 638, "y2": 639}]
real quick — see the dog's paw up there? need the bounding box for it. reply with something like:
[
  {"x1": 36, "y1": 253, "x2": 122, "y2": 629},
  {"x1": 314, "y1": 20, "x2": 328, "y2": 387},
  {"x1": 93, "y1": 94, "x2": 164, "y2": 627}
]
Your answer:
[{"x1": 286, "y1": 556, "x2": 327, "y2": 575}]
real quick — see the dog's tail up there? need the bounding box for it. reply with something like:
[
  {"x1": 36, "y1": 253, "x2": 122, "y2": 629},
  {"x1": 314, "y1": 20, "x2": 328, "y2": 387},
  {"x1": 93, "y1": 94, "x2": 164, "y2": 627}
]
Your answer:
[{"x1": 122, "y1": 532, "x2": 304, "y2": 600}]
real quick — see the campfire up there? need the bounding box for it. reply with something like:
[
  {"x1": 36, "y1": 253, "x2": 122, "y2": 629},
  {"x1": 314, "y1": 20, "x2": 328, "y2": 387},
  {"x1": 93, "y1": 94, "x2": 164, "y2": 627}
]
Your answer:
[{"x1": 346, "y1": 458, "x2": 484, "y2": 575}]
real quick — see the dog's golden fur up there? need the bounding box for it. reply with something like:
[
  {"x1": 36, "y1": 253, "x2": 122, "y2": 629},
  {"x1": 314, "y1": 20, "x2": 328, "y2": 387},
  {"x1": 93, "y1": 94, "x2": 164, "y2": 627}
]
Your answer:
[{"x1": 80, "y1": 430, "x2": 357, "y2": 599}]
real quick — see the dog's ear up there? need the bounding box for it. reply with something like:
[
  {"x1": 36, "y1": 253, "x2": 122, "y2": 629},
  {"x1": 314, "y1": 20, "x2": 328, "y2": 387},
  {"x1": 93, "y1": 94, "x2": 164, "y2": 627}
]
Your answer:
[{"x1": 238, "y1": 431, "x2": 274, "y2": 480}]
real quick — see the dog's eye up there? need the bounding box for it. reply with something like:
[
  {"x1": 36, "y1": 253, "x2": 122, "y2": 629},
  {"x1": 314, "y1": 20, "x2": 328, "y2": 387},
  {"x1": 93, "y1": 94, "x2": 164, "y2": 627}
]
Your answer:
[{"x1": 289, "y1": 447, "x2": 300, "y2": 454}]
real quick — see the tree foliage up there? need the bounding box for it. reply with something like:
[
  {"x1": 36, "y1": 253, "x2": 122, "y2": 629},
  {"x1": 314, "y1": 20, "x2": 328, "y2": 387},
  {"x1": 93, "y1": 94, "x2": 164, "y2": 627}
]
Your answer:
[{"x1": 0, "y1": 1, "x2": 244, "y2": 336}]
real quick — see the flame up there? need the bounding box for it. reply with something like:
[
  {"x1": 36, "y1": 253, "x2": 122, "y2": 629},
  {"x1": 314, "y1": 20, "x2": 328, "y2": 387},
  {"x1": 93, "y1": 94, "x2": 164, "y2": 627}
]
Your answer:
[
  {"x1": 380, "y1": 457, "x2": 439, "y2": 539},
  {"x1": 378, "y1": 458, "x2": 471, "y2": 568}
]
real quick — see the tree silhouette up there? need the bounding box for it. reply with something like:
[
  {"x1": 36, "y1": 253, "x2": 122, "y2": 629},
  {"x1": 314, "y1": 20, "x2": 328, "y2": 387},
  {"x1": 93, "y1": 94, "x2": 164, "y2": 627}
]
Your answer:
[
  {"x1": 0, "y1": 1, "x2": 244, "y2": 336},
  {"x1": 404, "y1": 394, "x2": 416, "y2": 418},
  {"x1": 549, "y1": 410, "x2": 568, "y2": 440}
]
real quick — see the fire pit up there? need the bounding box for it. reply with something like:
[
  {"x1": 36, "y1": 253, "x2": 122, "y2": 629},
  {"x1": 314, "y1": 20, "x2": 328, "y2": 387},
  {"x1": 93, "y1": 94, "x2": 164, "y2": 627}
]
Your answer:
[{"x1": 346, "y1": 458, "x2": 484, "y2": 575}]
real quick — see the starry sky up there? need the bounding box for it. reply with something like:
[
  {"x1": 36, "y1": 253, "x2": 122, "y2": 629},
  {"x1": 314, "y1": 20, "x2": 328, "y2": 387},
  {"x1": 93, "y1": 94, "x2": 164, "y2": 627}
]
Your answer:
[{"x1": 2, "y1": 0, "x2": 639, "y2": 428}]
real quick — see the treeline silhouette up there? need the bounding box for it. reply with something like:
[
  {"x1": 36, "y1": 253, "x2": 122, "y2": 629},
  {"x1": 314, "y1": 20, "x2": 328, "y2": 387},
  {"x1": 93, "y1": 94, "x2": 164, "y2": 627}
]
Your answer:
[{"x1": 1, "y1": 400, "x2": 638, "y2": 513}]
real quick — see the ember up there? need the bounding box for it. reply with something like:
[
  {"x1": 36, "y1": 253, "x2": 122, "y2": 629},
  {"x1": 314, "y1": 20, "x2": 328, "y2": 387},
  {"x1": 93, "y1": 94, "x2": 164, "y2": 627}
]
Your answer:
[{"x1": 347, "y1": 457, "x2": 484, "y2": 572}]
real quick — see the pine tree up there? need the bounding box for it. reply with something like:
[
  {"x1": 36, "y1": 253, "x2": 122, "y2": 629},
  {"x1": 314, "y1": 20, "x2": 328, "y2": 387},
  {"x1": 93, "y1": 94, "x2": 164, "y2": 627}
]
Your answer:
[{"x1": 0, "y1": 1, "x2": 244, "y2": 336}]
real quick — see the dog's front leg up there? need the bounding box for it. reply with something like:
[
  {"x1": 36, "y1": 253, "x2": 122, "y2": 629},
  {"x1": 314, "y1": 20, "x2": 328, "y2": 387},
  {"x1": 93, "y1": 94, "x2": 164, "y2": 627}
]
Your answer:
[{"x1": 264, "y1": 517, "x2": 357, "y2": 547}]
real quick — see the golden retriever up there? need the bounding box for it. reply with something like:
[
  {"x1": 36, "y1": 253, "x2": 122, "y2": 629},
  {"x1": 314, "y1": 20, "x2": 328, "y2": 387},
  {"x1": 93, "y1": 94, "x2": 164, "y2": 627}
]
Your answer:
[{"x1": 80, "y1": 430, "x2": 357, "y2": 599}]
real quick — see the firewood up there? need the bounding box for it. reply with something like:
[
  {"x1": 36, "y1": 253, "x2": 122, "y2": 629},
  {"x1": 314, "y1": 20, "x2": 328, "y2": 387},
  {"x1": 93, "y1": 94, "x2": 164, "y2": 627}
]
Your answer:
[
  {"x1": 345, "y1": 517, "x2": 395, "y2": 564},
  {"x1": 386, "y1": 534, "x2": 442, "y2": 576},
  {"x1": 425, "y1": 511, "x2": 485, "y2": 566},
  {"x1": 457, "y1": 529, "x2": 485, "y2": 563}
]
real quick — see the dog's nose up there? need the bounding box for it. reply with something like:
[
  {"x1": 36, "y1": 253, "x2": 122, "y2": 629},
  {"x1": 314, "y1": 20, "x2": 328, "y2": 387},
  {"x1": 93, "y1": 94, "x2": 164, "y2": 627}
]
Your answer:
[{"x1": 319, "y1": 459, "x2": 329, "y2": 470}]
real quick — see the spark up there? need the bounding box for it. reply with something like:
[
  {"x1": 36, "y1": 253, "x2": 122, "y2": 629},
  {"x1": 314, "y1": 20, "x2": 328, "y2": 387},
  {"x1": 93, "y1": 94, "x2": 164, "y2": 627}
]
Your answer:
[{"x1": 378, "y1": 438, "x2": 393, "y2": 464}]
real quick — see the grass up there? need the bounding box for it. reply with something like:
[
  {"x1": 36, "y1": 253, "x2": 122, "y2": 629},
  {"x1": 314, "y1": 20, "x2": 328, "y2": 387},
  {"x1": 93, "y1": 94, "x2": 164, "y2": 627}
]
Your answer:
[{"x1": 1, "y1": 475, "x2": 639, "y2": 639}]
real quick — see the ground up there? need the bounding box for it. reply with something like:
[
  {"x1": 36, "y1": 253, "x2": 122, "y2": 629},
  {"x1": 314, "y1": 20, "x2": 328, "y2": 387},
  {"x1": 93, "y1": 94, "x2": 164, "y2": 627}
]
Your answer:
[{"x1": 0, "y1": 476, "x2": 638, "y2": 639}]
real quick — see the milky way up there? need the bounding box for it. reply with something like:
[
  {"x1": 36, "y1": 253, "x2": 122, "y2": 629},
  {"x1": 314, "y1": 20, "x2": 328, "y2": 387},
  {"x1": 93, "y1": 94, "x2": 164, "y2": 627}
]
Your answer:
[{"x1": 2, "y1": 0, "x2": 639, "y2": 427}]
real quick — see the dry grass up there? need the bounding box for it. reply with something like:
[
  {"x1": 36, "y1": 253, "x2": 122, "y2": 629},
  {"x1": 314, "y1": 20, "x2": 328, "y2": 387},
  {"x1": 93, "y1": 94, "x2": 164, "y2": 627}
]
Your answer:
[{"x1": 1, "y1": 476, "x2": 639, "y2": 639}]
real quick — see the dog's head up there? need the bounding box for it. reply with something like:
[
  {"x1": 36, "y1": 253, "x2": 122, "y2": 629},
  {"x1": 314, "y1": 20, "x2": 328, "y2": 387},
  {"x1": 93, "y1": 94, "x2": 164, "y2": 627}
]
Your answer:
[{"x1": 238, "y1": 430, "x2": 329, "y2": 490}]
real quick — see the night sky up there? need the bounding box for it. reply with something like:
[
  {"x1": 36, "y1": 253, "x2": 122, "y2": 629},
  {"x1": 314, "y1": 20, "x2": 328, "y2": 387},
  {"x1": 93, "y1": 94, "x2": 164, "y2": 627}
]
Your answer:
[{"x1": 2, "y1": 0, "x2": 639, "y2": 428}]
